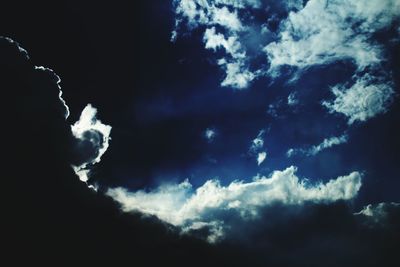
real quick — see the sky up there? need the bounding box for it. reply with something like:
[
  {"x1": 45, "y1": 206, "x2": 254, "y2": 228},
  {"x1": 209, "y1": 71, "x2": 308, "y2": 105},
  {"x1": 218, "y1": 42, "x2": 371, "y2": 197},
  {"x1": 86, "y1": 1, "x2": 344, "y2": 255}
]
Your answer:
[{"x1": 2, "y1": 0, "x2": 400, "y2": 266}]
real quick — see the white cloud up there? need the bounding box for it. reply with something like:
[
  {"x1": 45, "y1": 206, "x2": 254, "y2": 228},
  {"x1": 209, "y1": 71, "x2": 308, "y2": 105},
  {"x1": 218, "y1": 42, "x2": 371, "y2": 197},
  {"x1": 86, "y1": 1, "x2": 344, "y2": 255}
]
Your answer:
[
  {"x1": 322, "y1": 74, "x2": 394, "y2": 124},
  {"x1": 257, "y1": 152, "x2": 267, "y2": 165},
  {"x1": 203, "y1": 27, "x2": 255, "y2": 89},
  {"x1": 172, "y1": 0, "x2": 399, "y2": 92},
  {"x1": 71, "y1": 104, "x2": 112, "y2": 183},
  {"x1": 250, "y1": 130, "x2": 267, "y2": 165},
  {"x1": 204, "y1": 128, "x2": 216, "y2": 142},
  {"x1": 173, "y1": 0, "x2": 261, "y2": 89},
  {"x1": 250, "y1": 129, "x2": 265, "y2": 152},
  {"x1": 287, "y1": 134, "x2": 348, "y2": 157},
  {"x1": 107, "y1": 166, "x2": 362, "y2": 242},
  {"x1": 203, "y1": 27, "x2": 244, "y2": 56},
  {"x1": 173, "y1": 0, "x2": 260, "y2": 29},
  {"x1": 264, "y1": 0, "x2": 400, "y2": 74}
]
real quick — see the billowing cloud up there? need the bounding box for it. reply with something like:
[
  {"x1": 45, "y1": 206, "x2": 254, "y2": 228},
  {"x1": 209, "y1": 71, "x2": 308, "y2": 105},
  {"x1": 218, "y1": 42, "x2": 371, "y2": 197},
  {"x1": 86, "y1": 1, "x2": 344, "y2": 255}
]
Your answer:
[
  {"x1": 107, "y1": 166, "x2": 362, "y2": 242},
  {"x1": 322, "y1": 74, "x2": 394, "y2": 124},
  {"x1": 287, "y1": 134, "x2": 348, "y2": 157},
  {"x1": 71, "y1": 104, "x2": 112, "y2": 183}
]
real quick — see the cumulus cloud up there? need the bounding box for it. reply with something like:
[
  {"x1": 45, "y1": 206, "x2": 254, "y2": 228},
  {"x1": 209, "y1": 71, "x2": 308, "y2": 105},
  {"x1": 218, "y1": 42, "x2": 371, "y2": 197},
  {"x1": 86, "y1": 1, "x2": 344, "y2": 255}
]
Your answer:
[
  {"x1": 71, "y1": 104, "x2": 112, "y2": 183},
  {"x1": 287, "y1": 134, "x2": 348, "y2": 157},
  {"x1": 264, "y1": 0, "x2": 400, "y2": 74},
  {"x1": 107, "y1": 166, "x2": 362, "y2": 242},
  {"x1": 322, "y1": 74, "x2": 394, "y2": 124}
]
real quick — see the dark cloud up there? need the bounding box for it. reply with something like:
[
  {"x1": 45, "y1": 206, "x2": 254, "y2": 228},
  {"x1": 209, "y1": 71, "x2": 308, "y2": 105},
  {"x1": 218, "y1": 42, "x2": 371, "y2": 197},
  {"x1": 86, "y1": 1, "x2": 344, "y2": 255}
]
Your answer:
[{"x1": 0, "y1": 36, "x2": 217, "y2": 266}]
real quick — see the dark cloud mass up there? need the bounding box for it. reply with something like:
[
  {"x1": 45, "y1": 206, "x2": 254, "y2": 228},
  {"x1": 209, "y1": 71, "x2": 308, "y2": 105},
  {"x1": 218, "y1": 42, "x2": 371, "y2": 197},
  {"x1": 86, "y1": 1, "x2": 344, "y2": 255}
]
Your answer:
[{"x1": 2, "y1": 0, "x2": 400, "y2": 266}]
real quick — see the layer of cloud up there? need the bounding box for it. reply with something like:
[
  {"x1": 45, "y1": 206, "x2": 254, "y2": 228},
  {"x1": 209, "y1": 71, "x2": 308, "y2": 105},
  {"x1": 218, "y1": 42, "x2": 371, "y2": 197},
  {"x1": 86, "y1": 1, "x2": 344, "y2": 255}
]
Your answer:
[
  {"x1": 107, "y1": 166, "x2": 362, "y2": 242},
  {"x1": 287, "y1": 134, "x2": 348, "y2": 157},
  {"x1": 71, "y1": 104, "x2": 112, "y2": 183},
  {"x1": 322, "y1": 74, "x2": 394, "y2": 124}
]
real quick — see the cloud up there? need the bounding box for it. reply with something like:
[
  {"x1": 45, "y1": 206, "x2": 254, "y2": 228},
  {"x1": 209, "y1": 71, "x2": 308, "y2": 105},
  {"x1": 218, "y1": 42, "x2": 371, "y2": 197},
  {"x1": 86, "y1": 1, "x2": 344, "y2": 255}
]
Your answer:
[
  {"x1": 355, "y1": 202, "x2": 400, "y2": 227},
  {"x1": 322, "y1": 74, "x2": 394, "y2": 124},
  {"x1": 287, "y1": 134, "x2": 348, "y2": 157},
  {"x1": 173, "y1": 0, "x2": 260, "y2": 31},
  {"x1": 287, "y1": 92, "x2": 299, "y2": 106},
  {"x1": 257, "y1": 152, "x2": 267, "y2": 165},
  {"x1": 34, "y1": 66, "x2": 70, "y2": 119},
  {"x1": 249, "y1": 130, "x2": 267, "y2": 165},
  {"x1": 203, "y1": 27, "x2": 255, "y2": 89},
  {"x1": 71, "y1": 104, "x2": 112, "y2": 183},
  {"x1": 173, "y1": 0, "x2": 261, "y2": 89},
  {"x1": 204, "y1": 127, "x2": 216, "y2": 142},
  {"x1": 107, "y1": 166, "x2": 362, "y2": 242},
  {"x1": 249, "y1": 129, "x2": 265, "y2": 153},
  {"x1": 264, "y1": 0, "x2": 400, "y2": 75}
]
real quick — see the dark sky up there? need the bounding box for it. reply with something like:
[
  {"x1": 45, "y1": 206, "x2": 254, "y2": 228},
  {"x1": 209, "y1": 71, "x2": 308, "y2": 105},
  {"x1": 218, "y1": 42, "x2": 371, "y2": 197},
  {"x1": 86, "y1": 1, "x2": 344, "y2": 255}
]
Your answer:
[{"x1": 2, "y1": 1, "x2": 400, "y2": 266}]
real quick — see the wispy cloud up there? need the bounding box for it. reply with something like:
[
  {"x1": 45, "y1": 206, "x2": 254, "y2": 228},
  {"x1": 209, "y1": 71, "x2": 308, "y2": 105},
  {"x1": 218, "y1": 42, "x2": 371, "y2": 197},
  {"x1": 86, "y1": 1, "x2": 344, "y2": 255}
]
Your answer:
[
  {"x1": 287, "y1": 134, "x2": 348, "y2": 157},
  {"x1": 264, "y1": 0, "x2": 400, "y2": 75},
  {"x1": 172, "y1": 0, "x2": 262, "y2": 89}
]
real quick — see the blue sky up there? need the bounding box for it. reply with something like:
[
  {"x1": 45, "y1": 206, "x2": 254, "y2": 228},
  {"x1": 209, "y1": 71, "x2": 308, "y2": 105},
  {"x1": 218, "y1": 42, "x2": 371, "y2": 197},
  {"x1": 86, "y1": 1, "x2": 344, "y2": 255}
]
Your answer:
[{"x1": 58, "y1": 0, "x2": 400, "y2": 242}]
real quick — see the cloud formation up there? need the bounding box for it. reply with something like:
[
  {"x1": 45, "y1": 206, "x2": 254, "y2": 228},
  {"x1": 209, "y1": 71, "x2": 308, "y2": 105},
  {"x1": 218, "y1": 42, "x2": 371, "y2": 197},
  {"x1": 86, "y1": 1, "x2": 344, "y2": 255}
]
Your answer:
[
  {"x1": 173, "y1": 0, "x2": 261, "y2": 89},
  {"x1": 71, "y1": 104, "x2": 112, "y2": 183},
  {"x1": 264, "y1": 0, "x2": 400, "y2": 74},
  {"x1": 322, "y1": 74, "x2": 394, "y2": 124},
  {"x1": 355, "y1": 202, "x2": 400, "y2": 227},
  {"x1": 107, "y1": 166, "x2": 362, "y2": 242},
  {"x1": 287, "y1": 134, "x2": 348, "y2": 157},
  {"x1": 34, "y1": 66, "x2": 70, "y2": 119},
  {"x1": 204, "y1": 127, "x2": 216, "y2": 142}
]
